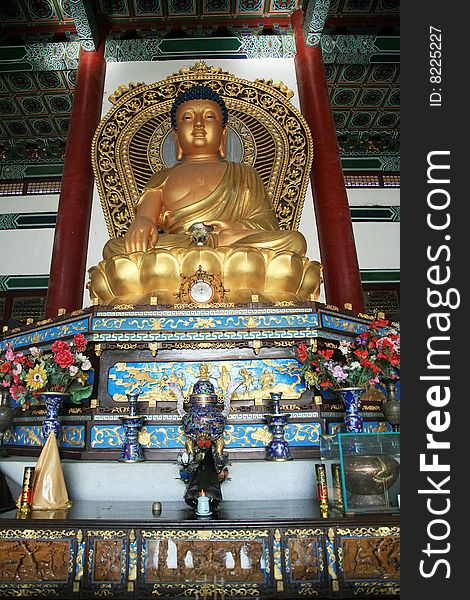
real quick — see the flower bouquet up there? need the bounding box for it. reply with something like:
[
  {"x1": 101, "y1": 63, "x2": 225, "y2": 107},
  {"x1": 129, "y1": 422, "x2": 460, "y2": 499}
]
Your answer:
[
  {"x1": 297, "y1": 319, "x2": 400, "y2": 391},
  {"x1": 0, "y1": 333, "x2": 93, "y2": 409}
]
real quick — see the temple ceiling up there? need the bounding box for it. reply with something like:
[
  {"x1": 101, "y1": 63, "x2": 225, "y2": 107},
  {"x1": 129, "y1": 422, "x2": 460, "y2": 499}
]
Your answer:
[{"x1": 0, "y1": 0, "x2": 399, "y2": 179}]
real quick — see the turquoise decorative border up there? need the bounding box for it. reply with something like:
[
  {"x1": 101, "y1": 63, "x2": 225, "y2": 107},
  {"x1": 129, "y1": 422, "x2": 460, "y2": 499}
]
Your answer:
[
  {"x1": 320, "y1": 315, "x2": 369, "y2": 335},
  {"x1": 5, "y1": 424, "x2": 86, "y2": 448},
  {"x1": 92, "y1": 311, "x2": 319, "y2": 333},
  {"x1": 90, "y1": 422, "x2": 321, "y2": 450},
  {"x1": 1, "y1": 317, "x2": 89, "y2": 351},
  {"x1": 2, "y1": 305, "x2": 377, "y2": 350}
]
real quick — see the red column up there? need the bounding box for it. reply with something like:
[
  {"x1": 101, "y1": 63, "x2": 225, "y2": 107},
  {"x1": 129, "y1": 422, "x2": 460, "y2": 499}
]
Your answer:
[
  {"x1": 45, "y1": 40, "x2": 106, "y2": 317},
  {"x1": 291, "y1": 9, "x2": 364, "y2": 311}
]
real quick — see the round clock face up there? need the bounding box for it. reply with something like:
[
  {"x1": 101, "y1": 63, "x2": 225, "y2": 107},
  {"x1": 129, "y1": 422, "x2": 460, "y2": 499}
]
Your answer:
[{"x1": 189, "y1": 280, "x2": 213, "y2": 303}]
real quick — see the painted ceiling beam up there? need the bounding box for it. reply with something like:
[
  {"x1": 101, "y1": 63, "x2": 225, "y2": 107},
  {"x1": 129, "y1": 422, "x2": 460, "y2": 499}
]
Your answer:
[
  {"x1": 69, "y1": 0, "x2": 99, "y2": 52},
  {"x1": 301, "y1": 0, "x2": 331, "y2": 47},
  {"x1": 0, "y1": 33, "x2": 399, "y2": 73}
]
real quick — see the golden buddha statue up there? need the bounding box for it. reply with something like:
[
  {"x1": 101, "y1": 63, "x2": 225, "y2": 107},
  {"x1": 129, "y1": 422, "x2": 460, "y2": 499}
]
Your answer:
[{"x1": 88, "y1": 85, "x2": 322, "y2": 305}]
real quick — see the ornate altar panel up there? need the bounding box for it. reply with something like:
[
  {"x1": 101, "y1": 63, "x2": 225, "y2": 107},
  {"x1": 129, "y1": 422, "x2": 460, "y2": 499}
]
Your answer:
[
  {"x1": 1, "y1": 303, "x2": 393, "y2": 457},
  {"x1": 0, "y1": 528, "x2": 79, "y2": 597},
  {"x1": 336, "y1": 527, "x2": 400, "y2": 596},
  {"x1": 0, "y1": 501, "x2": 400, "y2": 598},
  {"x1": 107, "y1": 358, "x2": 306, "y2": 404}
]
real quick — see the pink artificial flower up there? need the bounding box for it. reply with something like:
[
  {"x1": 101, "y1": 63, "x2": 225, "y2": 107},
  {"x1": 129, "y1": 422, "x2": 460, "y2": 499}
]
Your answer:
[{"x1": 5, "y1": 348, "x2": 15, "y2": 361}]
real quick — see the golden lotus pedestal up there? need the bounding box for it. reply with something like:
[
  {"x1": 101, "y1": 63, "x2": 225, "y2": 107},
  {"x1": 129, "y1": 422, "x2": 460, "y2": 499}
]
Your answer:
[{"x1": 87, "y1": 246, "x2": 323, "y2": 306}]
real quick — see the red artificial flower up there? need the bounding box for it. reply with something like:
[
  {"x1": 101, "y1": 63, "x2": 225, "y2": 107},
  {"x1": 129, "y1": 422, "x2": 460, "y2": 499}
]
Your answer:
[
  {"x1": 54, "y1": 349, "x2": 74, "y2": 369},
  {"x1": 0, "y1": 362, "x2": 12, "y2": 373},
  {"x1": 52, "y1": 340, "x2": 69, "y2": 354},
  {"x1": 298, "y1": 343, "x2": 308, "y2": 363},
  {"x1": 73, "y1": 333, "x2": 87, "y2": 351},
  {"x1": 320, "y1": 380, "x2": 334, "y2": 388},
  {"x1": 318, "y1": 349, "x2": 334, "y2": 360},
  {"x1": 354, "y1": 349, "x2": 368, "y2": 359}
]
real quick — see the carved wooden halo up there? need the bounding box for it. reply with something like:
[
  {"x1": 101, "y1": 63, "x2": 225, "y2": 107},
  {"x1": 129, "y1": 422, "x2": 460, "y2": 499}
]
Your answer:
[
  {"x1": 177, "y1": 265, "x2": 226, "y2": 306},
  {"x1": 92, "y1": 61, "x2": 314, "y2": 239}
]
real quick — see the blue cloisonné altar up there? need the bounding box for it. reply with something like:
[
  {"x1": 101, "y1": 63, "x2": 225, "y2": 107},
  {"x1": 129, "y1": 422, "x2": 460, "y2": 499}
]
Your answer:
[{"x1": 1, "y1": 301, "x2": 391, "y2": 458}]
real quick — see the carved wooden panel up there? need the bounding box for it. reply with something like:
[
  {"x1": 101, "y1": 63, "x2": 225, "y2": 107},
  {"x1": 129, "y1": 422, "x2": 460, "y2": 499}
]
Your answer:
[
  {"x1": 144, "y1": 539, "x2": 266, "y2": 583},
  {"x1": 0, "y1": 539, "x2": 70, "y2": 582},
  {"x1": 288, "y1": 538, "x2": 319, "y2": 581},
  {"x1": 341, "y1": 536, "x2": 400, "y2": 580},
  {"x1": 93, "y1": 539, "x2": 124, "y2": 582}
]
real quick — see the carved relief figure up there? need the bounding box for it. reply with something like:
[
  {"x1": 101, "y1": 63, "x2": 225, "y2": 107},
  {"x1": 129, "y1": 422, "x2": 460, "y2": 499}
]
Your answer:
[
  {"x1": 0, "y1": 540, "x2": 69, "y2": 582},
  {"x1": 93, "y1": 540, "x2": 123, "y2": 581},
  {"x1": 342, "y1": 537, "x2": 400, "y2": 580},
  {"x1": 289, "y1": 539, "x2": 318, "y2": 581}
]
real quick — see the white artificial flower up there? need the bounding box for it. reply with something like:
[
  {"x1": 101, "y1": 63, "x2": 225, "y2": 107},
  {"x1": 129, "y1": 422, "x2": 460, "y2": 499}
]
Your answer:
[
  {"x1": 69, "y1": 365, "x2": 79, "y2": 376},
  {"x1": 349, "y1": 361, "x2": 361, "y2": 370},
  {"x1": 81, "y1": 359, "x2": 92, "y2": 371}
]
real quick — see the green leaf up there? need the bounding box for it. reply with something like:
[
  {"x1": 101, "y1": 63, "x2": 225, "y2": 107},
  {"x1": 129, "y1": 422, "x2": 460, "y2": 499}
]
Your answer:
[{"x1": 68, "y1": 382, "x2": 93, "y2": 404}]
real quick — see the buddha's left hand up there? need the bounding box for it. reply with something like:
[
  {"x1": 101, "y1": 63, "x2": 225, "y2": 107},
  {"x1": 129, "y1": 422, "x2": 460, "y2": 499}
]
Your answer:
[{"x1": 206, "y1": 220, "x2": 249, "y2": 246}]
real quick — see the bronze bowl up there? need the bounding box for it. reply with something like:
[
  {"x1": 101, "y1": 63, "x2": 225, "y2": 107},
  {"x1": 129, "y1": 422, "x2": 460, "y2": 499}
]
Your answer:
[{"x1": 343, "y1": 454, "x2": 400, "y2": 496}]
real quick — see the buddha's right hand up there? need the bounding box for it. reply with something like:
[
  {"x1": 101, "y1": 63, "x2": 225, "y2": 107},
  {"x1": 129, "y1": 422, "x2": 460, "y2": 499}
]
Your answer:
[{"x1": 124, "y1": 216, "x2": 159, "y2": 253}]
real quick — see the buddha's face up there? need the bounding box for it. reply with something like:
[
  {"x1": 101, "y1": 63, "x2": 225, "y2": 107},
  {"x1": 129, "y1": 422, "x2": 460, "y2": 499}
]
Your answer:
[{"x1": 173, "y1": 99, "x2": 227, "y2": 159}]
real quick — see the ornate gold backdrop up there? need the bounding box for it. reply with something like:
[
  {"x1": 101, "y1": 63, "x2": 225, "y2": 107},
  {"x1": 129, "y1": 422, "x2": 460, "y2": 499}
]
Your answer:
[{"x1": 92, "y1": 61, "x2": 314, "y2": 239}]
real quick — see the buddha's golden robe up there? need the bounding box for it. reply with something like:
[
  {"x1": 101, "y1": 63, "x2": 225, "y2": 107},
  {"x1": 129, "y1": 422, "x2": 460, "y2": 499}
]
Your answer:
[{"x1": 103, "y1": 162, "x2": 307, "y2": 258}]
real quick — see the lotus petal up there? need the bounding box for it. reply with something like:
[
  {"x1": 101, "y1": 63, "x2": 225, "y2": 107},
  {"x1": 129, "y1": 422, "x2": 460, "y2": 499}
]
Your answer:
[
  {"x1": 265, "y1": 252, "x2": 304, "y2": 293},
  {"x1": 105, "y1": 254, "x2": 142, "y2": 297},
  {"x1": 140, "y1": 249, "x2": 180, "y2": 294},
  {"x1": 223, "y1": 248, "x2": 266, "y2": 291}
]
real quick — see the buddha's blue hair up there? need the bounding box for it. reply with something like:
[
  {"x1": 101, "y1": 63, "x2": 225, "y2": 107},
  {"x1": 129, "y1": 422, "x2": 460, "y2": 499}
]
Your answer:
[{"x1": 170, "y1": 85, "x2": 228, "y2": 130}]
